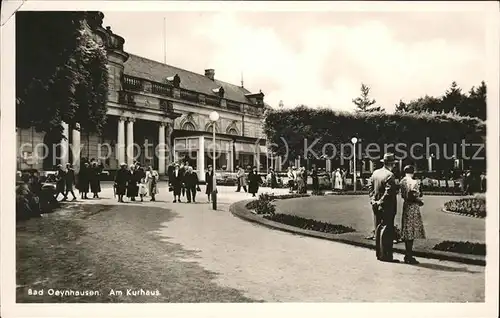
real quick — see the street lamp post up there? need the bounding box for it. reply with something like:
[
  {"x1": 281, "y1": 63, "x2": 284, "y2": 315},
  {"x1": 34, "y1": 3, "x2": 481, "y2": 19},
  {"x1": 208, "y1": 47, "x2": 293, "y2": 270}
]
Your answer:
[
  {"x1": 209, "y1": 111, "x2": 219, "y2": 210},
  {"x1": 351, "y1": 137, "x2": 358, "y2": 192}
]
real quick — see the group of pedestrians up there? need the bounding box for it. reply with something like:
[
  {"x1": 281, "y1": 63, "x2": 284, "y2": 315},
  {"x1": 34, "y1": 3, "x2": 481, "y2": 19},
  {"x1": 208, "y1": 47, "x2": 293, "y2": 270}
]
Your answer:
[
  {"x1": 114, "y1": 162, "x2": 159, "y2": 203},
  {"x1": 53, "y1": 158, "x2": 103, "y2": 201},
  {"x1": 286, "y1": 166, "x2": 308, "y2": 194},
  {"x1": 235, "y1": 166, "x2": 263, "y2": 197},
  {"x1": 368, "y1": 153, "x2": 426, "y2": 265},
  {"x1": 168, "y1": 162, "x2": 203, "y2": 203}
]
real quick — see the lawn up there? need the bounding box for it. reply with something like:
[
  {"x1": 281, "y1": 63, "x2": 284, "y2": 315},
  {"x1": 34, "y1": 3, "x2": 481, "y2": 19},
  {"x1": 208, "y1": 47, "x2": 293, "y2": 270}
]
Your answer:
[
  {"x1": 274, "y1": 195, "x2": 485, "y2": 250},
  {"x1": 16, "y1": 204, "x2": 258, "y2": 303}
]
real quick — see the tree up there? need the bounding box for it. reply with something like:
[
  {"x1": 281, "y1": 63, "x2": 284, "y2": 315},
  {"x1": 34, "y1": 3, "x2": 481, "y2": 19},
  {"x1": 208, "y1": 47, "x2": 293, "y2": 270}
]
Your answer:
[
  {"x1": 440, "y1": 81, "x2": 467, "y2": 114},
  {"x1": 405, "y1": 95, "x2": 441, "y2": 113},
  {"x1": 462, "y1": 81, "x2": 486, "y2": 120},
  {"x1": 352, "y1": 83, "x2": 384, "y2": 112},
  {"x1": 395, "y1": 99, "x2": 409, "y2": 113},
  {"x1": 16, "y1": 11, "x2": 109, "y2": 141}
]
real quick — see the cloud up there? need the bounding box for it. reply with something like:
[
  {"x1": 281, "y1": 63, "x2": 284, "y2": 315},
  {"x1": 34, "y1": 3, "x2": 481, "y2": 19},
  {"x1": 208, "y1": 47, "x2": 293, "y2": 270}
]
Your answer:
[{"x1": 103, "y1": 11, "x2": 487, "y2": 112}]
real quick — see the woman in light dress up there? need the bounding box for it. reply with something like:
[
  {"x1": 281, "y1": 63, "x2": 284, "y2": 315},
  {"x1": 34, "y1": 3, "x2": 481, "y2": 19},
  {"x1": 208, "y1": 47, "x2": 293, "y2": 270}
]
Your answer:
[
  {"x1": 400, "y1": 165, "x2": 426, "y2": 265},
  {"x1": 332, "y1": 168, "x2": 343, "y2": 191},
  {"x1": 296, "y1": 167, "x2": 306, "y2": 194},
  {"x1": 145, "y1": 165, "x2": 159, "y2": 201}
]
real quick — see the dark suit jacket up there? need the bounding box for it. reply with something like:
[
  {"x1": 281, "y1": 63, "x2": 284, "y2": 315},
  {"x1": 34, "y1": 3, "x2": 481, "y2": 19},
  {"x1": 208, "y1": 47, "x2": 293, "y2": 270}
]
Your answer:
[
  {"x1": 368, "y1": 167, "x2": 397, "y2": 216},
  {"x1": 170, "y1": 169, "x2": 183, "y2": 189}
]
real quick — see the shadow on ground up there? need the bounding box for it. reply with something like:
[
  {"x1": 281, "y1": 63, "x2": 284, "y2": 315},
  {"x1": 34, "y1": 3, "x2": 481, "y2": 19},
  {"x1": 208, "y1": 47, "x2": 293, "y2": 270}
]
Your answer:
[{"x1": 16, "y1": 204, "x2": 259, "y2": 303}]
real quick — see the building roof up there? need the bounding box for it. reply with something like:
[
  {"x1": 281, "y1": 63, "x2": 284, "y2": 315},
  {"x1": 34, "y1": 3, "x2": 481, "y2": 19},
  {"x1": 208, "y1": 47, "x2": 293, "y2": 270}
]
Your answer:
[{"x1": 123, "y1": 53, "x2": 254, "y2": 104}]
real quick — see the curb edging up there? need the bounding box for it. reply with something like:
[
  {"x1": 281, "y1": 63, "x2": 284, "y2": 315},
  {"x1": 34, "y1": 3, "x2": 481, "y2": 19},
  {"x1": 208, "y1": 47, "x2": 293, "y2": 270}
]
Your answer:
[{"x1": 230, "y1": 200, "x2": 486, "y2": 267}]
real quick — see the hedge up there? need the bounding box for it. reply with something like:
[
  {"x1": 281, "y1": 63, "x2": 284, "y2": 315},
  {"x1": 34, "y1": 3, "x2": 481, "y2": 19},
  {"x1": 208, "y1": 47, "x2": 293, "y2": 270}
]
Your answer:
[{"x1": 264, "y1": 106, "x2": 485, "y2": 160}]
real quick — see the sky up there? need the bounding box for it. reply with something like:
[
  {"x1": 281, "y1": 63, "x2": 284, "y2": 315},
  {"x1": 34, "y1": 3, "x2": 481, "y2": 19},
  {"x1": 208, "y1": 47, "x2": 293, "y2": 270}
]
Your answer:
[{"x1": 102, "y1": 10, "x2": 488, "y2": 112}]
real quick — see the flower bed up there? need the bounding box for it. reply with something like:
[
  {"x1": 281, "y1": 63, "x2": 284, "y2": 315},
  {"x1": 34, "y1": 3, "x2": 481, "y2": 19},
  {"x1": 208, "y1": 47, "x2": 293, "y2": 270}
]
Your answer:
[
  {"x1": 327, "y1": 190, "x2": 464, "y2": 196},
  {"x1": 245, "y1": 192, "x2": 355, "y2": 235},
  {"x1": 433, "y1": 241, "x2": 486, "y2": 256},
  {"x1": 444, "y1": 196, "x2": 486, "y2": 218},
  {"x1": 263, "y1": 213, "x2": 356, "y2": 235}
]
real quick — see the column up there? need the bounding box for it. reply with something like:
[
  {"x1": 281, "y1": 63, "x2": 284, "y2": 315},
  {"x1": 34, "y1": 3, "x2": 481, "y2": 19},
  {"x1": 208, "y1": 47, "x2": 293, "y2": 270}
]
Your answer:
[
  {"x1": 326, "y1": 159, "x2": 331, "y2": 172},
  {"x1": 369, "y1": 160, "x2": 374, "y2": 172},
  {"x1": 126, "y1": 117, "x2": 135, "y2": 166},
  {"x1": 165, "y1": 122, "x2": 173, "y2": 167},
  {"x1": 61, "y1": 121, "x2": 70, "y2": 167},
  {"x1": 72, "y1": 124, "x2": 81, "y2": 173},
  {"x1": 117, "y1": 117, "x2": 126, "y2": 165},
  {"x1": 158, "y1": 122, "x2": 166, "y2": 175},
  {"x1": 228, "y1": 142, "x2": 234, "y2": 172},
  {"x1": 197, "y1": 136, "x2": 205, "y2": 182},
  {"x1": 428, "y1": 156, "x2": 433, "y2": 172},
  {"x1": 277, "y1": 156, "x2": 282, "y2": 172}
]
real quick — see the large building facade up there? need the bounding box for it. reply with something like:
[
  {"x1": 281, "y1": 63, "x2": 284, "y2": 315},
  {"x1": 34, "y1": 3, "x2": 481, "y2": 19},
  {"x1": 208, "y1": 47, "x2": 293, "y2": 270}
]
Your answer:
[{"x1": 16, "y1": 12, "x2": 274, "y2": 181}]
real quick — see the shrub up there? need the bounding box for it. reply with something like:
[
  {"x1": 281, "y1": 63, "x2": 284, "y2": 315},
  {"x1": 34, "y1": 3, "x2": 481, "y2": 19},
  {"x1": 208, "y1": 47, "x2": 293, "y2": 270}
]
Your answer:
[
  {"x1": 245, "y1": 193, "x2": 276, "y2": 215},
  {"x1": 433, "y1": 241, "x2": 486, "y2": 256},
  {"x1": 270, "y1": 193, "x2": 310, "y2": 200},
  {"x1": 263, "y1": 213, "x2": 356, "y2": 235},
  {"x1": 444, "y1": 197, "x2": 486, "y2": 218}
]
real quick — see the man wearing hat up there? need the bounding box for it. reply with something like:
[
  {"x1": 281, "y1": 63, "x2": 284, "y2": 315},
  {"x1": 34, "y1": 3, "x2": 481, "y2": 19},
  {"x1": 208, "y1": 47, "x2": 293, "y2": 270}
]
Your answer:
[{"x1": 367, "y1": 153, "x2": 399, "y2": 263}]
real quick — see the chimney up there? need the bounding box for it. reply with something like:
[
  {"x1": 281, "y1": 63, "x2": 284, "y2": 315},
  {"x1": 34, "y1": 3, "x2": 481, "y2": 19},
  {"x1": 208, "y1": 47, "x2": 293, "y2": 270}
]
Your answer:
[{"x1": 205, "y1": 69, "x2": 215, "y2": 81}]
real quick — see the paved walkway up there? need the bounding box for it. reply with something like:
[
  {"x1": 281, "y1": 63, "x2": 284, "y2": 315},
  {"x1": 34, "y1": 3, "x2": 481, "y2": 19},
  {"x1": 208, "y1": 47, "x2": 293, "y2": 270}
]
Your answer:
[{"x1": 65, "y1": 183, "x2": 485, "y2": 302}]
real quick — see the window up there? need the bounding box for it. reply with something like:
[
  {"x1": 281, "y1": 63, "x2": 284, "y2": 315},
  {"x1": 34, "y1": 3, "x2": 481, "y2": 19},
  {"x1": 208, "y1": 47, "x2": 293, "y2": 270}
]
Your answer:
[
  {"x1": 227, "y1": 128, "x2": 238, "y2": 135},
  {"x1": 182, "y1": 122, "x2": 196, "y2": 131}
]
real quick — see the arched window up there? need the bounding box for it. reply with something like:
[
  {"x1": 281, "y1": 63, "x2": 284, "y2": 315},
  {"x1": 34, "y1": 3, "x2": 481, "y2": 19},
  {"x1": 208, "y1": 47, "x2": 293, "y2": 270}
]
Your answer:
[
  {"x1": 182, "y1": 122, "x2": 196, "y2": 131},
  {"x1": 227, "y1": 128, "x2": 238, "y2": 135}
]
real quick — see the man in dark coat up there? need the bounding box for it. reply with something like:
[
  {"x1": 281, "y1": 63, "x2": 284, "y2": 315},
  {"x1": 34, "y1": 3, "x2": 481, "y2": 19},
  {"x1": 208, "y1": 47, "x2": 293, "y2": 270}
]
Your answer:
[
  {"x1": 179, "y1": 161, "x2": 189, "y2": 198},
  {"x1": 248, "y1": 166, "x2": 262, "y2": 197},
  {"x1": 114, "y1": 163, "x2": 129, "y2": 203},
  {"x1": 184, "y1": 166, "x2": 199, "y2": 203},
  {"x1": 127, "y1": 164, "x2": 139, "y2": 201},
  {"x1": 64, "y1": 163, "x2": 77, "y2": 201},
  {"x1": 367, "y1": 153, "x2": 399, "y2": 263},
  {"x1": 78, "y1": 162, "x2": 90, "y2": 199},
  {"x1": 170, "y1": 163, "x2": 183, "y2": 202},
  {"x1": 90, "y1": 161, "x2": 102, "y2": 198},
  {"x1": 205, "y1": 165, "x2": 215, "y2": 202}
]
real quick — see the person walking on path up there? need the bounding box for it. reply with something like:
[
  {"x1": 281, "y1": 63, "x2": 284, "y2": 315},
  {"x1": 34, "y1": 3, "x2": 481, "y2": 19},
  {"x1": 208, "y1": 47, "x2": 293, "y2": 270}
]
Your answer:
[
  {"x1": 332, "y1": 168, "x2": 343, "y2": 191},
  {"x1": 296, "y1": 167, "x2": 305, "y2": 194},
  {"x1": 78, "y1": 162, "x2": 90, "y2": 200},
  {"x1": 367, "y1": 153, "x2": 399, "y2": 263},
  {"x1": 90, "y1": 161, "x2": 102, "y2": 199},
  {"x1": 205, "y1": 165, "x2": 215, "y2": 202},
  {"x1": 179, "y1": 161, "x2": 188, "y2": 199},
  {"x1": 114, "y1": 163, "x2": 129, "y2": 203},
  {"x1": 145, "y1": 166, "x2": 159, "y2": 201},
  {"x1": 64, "y1": 163, "x2": 77, "y2": 201},
  {"x1": 399, "y1": 165, "x2": 425, "y2": 265},
  {"x1": 55, "y1": 164, "x2": 67, "y2": 201},
  {"x1": 311, "y1": 165, "x2": 319, "y2": 194},
  {"x1": 236, "y1": 166, "x2": 248, "y2": 192},
  {"x1": 136, "y1": 164, "x2": 147, "y2": 202},
  {"x1": 268, "y1": 168, "x2": 278, "y2": 189},
  {"x1": 169, "y1": 163, "x2": 183, "y2": 203},
  {"x1": 184, "y1": 166, "x2": 200, "y2": 203},
  {"x1": 234, "y1": 165, "x2": 240, "y2": 191},
  {"x1": 287, "y1": 167, "x2": 295, "y2": 193},
  {"x1": 127, "y1": 164, "x2": 139, "y2": 202},
  {"x1": 248, "y1": 166, "x2": 262, "y2": 197}
]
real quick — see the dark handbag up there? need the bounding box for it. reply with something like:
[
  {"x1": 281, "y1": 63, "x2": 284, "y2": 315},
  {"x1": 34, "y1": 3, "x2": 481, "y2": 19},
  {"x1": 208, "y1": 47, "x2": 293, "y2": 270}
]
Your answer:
[
  {"x1": 168, "y1": 185, "x2": 173, "y2": 192},
  {"x1": 196, "y1": 185, "x2": 201, "y2": 192}
]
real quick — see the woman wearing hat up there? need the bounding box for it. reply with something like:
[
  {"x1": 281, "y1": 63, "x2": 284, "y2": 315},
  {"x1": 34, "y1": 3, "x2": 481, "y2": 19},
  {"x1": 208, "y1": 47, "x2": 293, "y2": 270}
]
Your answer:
[
  {"x1": 114, "y1": 163, "x2": 129, "y2": 203},
  {"x1": 399, "y1": 165, "x2": 425, "y2": 264}
]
